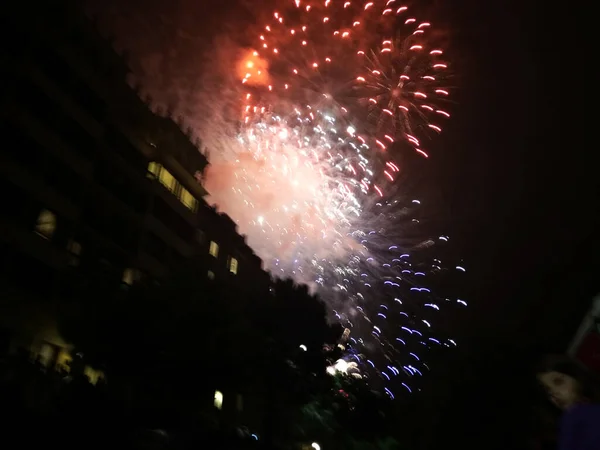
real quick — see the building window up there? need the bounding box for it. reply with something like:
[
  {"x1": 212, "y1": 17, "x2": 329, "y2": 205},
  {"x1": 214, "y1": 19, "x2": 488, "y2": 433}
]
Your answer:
[
  {"x1": 147, "y1": 162, "x2": 199, "y2": 212},
  {"x1": 158, "y1": 167, "x2": 177, "y2": 192},
  {"x1": 180, "y1": 188, "x2": 198, "y2": 212},
  {"x1": 147, "y1": 161, "x2": 160, "y2": 178},
  {"x1": 207, "y1": 270, "x2": 215, "y2": 280},
  {"x1": 214, "y1": 390, "x2": 223, "y2": 410},
  {"x1": 229, "y1": 257, "x2": 238, "y2": 275},
  {"x1": 122, "y1": 268, "x2": 139, "y2": 286},
  {"x1": 209, "y1": 241, "x2": 219, "y2": 258},
  {"x1": 67, "y1": 240, "x2": 82, "y2": 266},
  {"x1": 35, "y1": 209, "x2": 56, "y2": 239},
  {"x1": 67, "y1": 240, "x2": 82, "y2": 255}
]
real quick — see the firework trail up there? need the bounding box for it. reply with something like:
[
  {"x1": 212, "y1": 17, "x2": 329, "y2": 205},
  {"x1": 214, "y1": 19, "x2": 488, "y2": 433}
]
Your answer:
[
  {"x1": 206, "y1": 0, "x2": 452, "y2": 276},
  {"x1": 86, "y1": 0, "x2": 466, "y2": 397},
  {"x1": 201, "y1": 0, "x2": 464, "y2": 396},
  {"x1": 238, "y1": 1, "x2": 451, "y2": 155}
]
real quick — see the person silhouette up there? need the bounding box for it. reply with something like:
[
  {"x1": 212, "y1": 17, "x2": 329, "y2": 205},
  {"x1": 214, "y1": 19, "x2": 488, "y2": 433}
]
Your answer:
[{"x1": 537, "y1": 355, "x2": 600, "y2": 450}]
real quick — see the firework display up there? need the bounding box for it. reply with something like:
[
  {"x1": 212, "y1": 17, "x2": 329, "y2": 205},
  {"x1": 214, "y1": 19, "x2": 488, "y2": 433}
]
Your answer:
[
  {"x1": 82, "y1": 0, "x2": 467, "y2": 399},
  {"x1": 214, "y1": 0, "x2": 453, "y2": 274},
  {"x1": 239, "y1": 0, "x2": 451, "y2": 157},
  {"x1": 199, "y1": 0, "x2": 465, "y2": 397}
]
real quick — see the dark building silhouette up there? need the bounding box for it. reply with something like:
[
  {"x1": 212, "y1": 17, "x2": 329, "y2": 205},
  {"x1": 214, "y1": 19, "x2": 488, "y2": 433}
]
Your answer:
[{"x1": 0, "y1": 1, "x2": 269, "y2": 362}]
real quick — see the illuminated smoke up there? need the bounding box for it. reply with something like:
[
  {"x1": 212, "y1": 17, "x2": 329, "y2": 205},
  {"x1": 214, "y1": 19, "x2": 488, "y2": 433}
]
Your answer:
[{"x1": 86, "y1": 0, "x2": 464, "y2": 397}]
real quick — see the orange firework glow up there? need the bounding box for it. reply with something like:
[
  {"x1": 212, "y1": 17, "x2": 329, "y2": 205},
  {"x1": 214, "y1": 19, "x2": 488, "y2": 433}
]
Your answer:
[{"x1": 237, "y1": 49, "x2": 271, "y2": 86}]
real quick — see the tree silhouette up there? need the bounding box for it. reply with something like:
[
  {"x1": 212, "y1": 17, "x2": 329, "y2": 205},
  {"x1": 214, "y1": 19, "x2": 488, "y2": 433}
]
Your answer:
[
  {"x1": 293, "y1": 373, "x2": 402, "y2": 450},
  {"x1": 57, "y1": 264, "x2": 337, "y2": 440}
]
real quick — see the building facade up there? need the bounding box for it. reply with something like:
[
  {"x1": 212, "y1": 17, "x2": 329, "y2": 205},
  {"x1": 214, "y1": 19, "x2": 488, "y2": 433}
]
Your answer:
[{"x1": 0, "y1": 1, "x2": 269, "y2": 362}]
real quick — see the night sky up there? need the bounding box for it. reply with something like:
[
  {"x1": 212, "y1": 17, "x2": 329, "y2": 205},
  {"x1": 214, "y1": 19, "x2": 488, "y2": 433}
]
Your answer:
[
  {"x1": 88, "y1": 0, "x2": 593, "y2": 350},
  {"x1": 428, "y1": 0, "x2": 593, "y2": 348}
]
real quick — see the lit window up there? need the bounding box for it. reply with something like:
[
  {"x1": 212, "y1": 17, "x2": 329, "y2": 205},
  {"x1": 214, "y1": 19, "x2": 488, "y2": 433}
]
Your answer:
[
  {"x1": 209, "y1": 241, "x2": 219, "y2": 258},
  {"x1": 229, "y1": 257, "x2": 238, "y2": 275},
  {"x1": 207, "y1": 270, "x2": 215, "y2": 280},
  {"x1": 149, "y1": 162, "x2": 198, "y2": 212},
  {"x1": 122, "y1": 268, "x2": 139, "y2": 286},
  {"x1": 173, "y1": 182, "x2": 182, "y2": 197},
  {"x1": 214, "y1": 390, "x2": 223, "y2": 410},
  {"x1": 180, "y1": 188, "x2": 198, "y2": 212},
  {"x1": 158, "y1": 167, "x2": 177, "y2": 192},
  {"x1": 35, "y1": 209, "x2": 56, "y2": 239},
  {"x1": 147, "y1": 161, "x2": 160, "y2": 178}
]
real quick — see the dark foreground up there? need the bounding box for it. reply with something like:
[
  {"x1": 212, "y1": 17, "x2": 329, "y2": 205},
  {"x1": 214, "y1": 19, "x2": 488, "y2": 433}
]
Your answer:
[{"x1": 0, "y1": 352, "x2": 261, "y2": 450}]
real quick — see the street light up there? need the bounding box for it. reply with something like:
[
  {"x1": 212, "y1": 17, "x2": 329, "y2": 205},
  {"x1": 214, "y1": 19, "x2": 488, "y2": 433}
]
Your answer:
[{"x1": 311, "y1": 443, "x2": 321, "y2": 450}]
